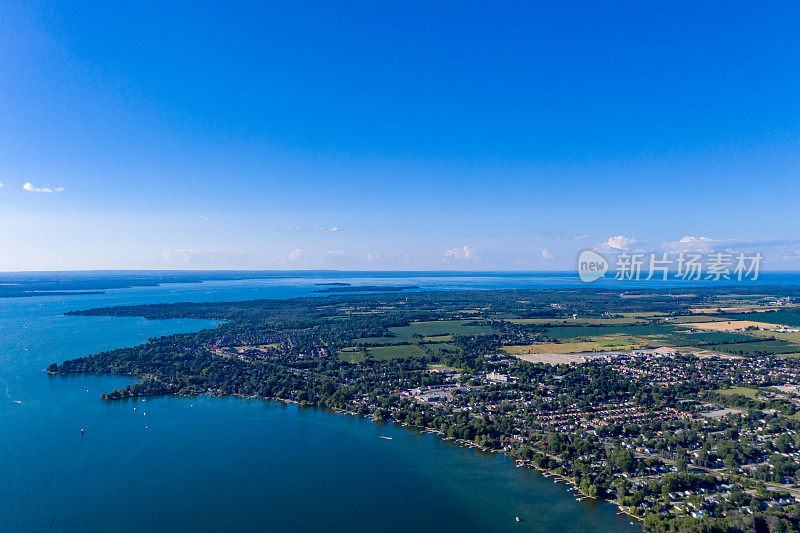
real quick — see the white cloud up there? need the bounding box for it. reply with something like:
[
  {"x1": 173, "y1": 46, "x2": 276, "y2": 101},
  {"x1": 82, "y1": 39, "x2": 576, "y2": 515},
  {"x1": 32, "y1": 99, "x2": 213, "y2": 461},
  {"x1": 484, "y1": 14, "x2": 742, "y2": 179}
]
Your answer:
[
  {"x1": 661, "y1": 236, "x2": 800, "y2": 254},
  {"x1": 444, "y1": 245, "x2": 479, "y2": 260},
  {"x1": 541, "y1": 248, "x2": 555, "y2": 260},
  {"x1": 0, "y1": 182, "x2": 4, "y2": 188},
  {"x1": 324, "y1": 250, "x2": 347, "y2": 256},
  {"x1": 533, "y1": 230, "x2": 591, "y2": 240},
  {"x1": 288, "y1": 248, "x2": 303, "y2": 261},
  {"x1": 597, "y1": 235, "x2": 637, "y2": 252},
  {"x1": 23, "y1": 182, "x2": 64, "y2": 193},
  {"x1": 284, "y1": 225, "x2": 341, "y2": 232},
  {"x1": 661, "y1": 236, "x2": 725, "y2": 253},
  {"x1": 160, "y1": 248, "x2": 252, "y2": 263}
]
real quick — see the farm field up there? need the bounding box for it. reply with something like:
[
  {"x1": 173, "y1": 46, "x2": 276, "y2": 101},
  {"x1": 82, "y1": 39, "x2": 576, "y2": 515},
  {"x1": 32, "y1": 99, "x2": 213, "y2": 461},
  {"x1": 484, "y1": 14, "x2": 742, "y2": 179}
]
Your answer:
[
  {"x1": 678, "y1": 320, "x2": 791, "y2": 331},
  {"x1": 649, "y1": 330, "x2": 761, "y2": 347},
  {"x1": 664, "y1": 316, "x2": 728, "y2": 324},
  {"x1": 503, "y1": 336, "x2": 646, "y2": 355},
  {"x1": 506, "y1": 317, "x2": 643, "y2": 325},
  {"x1": 713, "y1": 311, "x2": 800, "y2": 327},
  {"x1": 690, "y1": 306, "x2": 773, "y2": 313},
  {"x1": 749, "y1": 330, "x2": 800, "y2": 343},
  {"x1": 542, "y1": 324, "x2": 672, "y2": 340},
  {"x1": 706, "y1": 339, "x2": 800, "y2": 356},
  {"x1": 338, "y1": 341, "x2": 459, "y2": 362},
  {"x1": 354, "y1": 320, "x2": 495, "y2": 345}
]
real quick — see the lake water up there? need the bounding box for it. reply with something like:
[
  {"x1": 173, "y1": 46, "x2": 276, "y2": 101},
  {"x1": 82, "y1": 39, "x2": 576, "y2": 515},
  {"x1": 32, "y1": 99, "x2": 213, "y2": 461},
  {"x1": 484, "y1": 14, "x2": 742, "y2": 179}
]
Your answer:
[{"x1": 12, "y1": 270, "x2": 793, "y2": 532}]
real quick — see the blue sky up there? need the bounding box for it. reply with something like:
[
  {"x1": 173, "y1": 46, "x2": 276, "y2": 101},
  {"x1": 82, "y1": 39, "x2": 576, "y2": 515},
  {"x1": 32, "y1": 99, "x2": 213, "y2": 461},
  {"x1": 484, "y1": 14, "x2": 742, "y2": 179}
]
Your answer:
[{"x1": 1, "y1": 1, "x2": 799, "y2": 270}]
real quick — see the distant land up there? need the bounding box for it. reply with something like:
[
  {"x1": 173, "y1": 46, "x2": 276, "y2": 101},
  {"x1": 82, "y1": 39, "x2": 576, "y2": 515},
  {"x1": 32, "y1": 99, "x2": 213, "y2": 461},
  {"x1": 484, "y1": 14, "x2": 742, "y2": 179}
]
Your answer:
[
  {"x1": 0, "y1": 270, "x2": 579, "y2": 299},
  {"x1": 0, "y1": 271, "x2": 443, "y2": 298},
  {"x1": 312, "y1": 285, "x2": 419, "y2": 293}
]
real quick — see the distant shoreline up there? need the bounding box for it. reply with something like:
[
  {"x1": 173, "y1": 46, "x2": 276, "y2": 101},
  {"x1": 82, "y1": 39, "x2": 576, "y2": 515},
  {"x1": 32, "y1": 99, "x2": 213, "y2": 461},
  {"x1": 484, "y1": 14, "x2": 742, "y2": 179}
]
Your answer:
[
  {"x1": 312, "y1": 285, "x2": 419, "y2": 293},
  {"x1": 3, "y1": 270, "x2": 800, "y2": 300}
]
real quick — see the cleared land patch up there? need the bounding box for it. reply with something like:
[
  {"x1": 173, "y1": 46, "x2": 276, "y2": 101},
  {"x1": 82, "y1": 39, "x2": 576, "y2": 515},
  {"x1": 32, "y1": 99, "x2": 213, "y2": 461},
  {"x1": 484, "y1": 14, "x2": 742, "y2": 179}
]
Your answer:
[{"x1": 511, "y1": 353, "x2": 607, "y2": 364}]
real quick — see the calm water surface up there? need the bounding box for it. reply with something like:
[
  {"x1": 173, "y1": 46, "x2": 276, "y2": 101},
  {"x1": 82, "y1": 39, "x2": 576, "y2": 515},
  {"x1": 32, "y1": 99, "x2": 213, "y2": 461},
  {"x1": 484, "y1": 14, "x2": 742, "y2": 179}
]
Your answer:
[{"x1": 6, "y1": 271, "x2": 763, "y2": 532}]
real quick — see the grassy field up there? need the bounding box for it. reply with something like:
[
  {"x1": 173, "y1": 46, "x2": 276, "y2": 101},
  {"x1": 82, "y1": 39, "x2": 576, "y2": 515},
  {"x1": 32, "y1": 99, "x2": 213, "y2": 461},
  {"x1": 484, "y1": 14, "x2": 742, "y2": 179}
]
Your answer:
[
  {"x1": 503, "y1": 336, "x2": 646, "y2": 355},
  {"x1": 366, "y1": 344, "x2": 426, "y2": 359},
  {"x1": 338, "y1": 341, "x2": 458, "y2": 362},
  {"x1": 337, "y1": 347, "x2": 366, "y2": 363},
  {"x1": 716, "y1": 386, "x2": 761, "y2": 399},
  {"x1": 424, "y1": 342, "x2": 459, "y2": 356},
  {"x1": 543, "y1": 324, "x2": 673, "y2": 340},
  {"x1": 355, "y1": 320, "x2": 495, "y2": 345}
]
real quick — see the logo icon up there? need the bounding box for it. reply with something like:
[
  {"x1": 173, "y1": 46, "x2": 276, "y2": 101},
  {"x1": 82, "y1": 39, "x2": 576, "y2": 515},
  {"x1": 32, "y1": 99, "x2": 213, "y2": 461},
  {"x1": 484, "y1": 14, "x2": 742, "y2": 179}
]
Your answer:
[{"x1": 578, "y1": 250, "x2": 608, "y2": 282}]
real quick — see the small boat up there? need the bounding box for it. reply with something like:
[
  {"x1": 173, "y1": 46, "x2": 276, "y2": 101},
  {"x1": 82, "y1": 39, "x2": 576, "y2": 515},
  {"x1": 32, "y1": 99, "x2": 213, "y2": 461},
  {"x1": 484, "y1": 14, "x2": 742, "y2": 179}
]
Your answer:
[
  {"x1": 80, "y1": 428, "x2": 85, "y2": 434},
  {"x1": 379, "y1": 436, "x2": 392, "y2": 440},
  {"x1": 515, "y1": 517, "x2": 520, "y2": 522}
]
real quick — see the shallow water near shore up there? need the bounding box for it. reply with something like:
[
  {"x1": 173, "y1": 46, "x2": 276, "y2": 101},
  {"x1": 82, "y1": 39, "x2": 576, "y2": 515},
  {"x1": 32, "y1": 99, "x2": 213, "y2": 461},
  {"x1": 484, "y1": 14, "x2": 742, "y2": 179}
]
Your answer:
[{"x1": 0, "y1": 271, "x2": 739, "y2": 532}]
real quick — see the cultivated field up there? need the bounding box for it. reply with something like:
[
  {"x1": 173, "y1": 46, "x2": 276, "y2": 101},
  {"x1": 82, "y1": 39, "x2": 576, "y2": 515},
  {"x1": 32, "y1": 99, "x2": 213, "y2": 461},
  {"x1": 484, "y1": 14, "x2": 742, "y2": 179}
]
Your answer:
[
  {"x1": 680, "y1": 320, "x2": 789, "y2": 331},
  {"x1": 503, "y1": 336, "x2": 644, "y2": 355}
]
